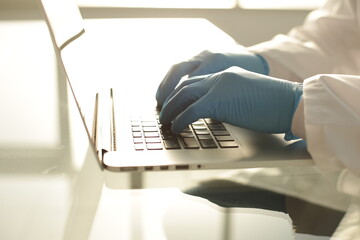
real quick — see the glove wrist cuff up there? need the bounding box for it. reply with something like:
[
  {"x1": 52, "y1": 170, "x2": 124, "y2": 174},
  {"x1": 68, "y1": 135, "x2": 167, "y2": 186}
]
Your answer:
[
  {"x1": 255, "y1": 54, "x2": 270, "y2": 75},
  {"x1": 284, "y1": 84, "x2": 304, "y2": 141}
]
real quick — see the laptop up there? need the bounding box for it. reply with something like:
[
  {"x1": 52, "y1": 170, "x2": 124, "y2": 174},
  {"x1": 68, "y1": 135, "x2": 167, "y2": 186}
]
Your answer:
[{"x1": 39, "y1": 0, "x2": 313, "y2": 172}]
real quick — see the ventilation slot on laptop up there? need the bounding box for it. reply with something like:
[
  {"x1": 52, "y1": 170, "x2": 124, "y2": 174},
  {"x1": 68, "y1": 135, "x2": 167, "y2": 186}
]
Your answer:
[
  {"x1": 119, "y1": 166, "x2": 138, "y2": 171},
  {"x1": 160, "y1": 166, "x2": 169, "y2": 170},
  {"x1": 175, "y1": 165, "x2": 189, "y2": 170}
]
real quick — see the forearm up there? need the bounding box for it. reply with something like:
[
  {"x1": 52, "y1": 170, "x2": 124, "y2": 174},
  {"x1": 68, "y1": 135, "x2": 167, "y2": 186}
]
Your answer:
[
  {"x1": 259, "y1": 54, "x2": 304, "y2": 83},
  {"x1": 248, "y1": 0, "x2": 360, "y2": 80},
  {"x1": 301, "y1": 74, "x2": 360, "y2": 176}
]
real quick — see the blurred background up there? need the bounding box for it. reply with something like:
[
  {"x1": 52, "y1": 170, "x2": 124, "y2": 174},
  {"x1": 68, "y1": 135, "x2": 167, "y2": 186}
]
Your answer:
[{"x1": 0, "y1": 0, "x2": 326, "y2": 46}]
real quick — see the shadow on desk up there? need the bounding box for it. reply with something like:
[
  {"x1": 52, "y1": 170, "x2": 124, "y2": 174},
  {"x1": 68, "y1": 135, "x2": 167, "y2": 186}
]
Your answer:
[{"x1": 184, "y1": 179, "x2": 346, "y2": 237}]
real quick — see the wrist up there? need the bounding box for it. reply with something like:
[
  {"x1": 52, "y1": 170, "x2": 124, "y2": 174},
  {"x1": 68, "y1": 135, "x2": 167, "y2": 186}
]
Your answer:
[
  {"x1": 284, "y1": 84, "x2": 303, "y2": 141},
  {"x1": 255, "y1": 54, "x2": 269, "y2": 75},
  {"x1": 291, "y1": 98, "x2": 306, "y2": 140}
]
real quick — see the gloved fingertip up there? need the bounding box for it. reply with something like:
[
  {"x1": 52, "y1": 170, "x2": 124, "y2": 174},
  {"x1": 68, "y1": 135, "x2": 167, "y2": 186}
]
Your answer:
[
  {"x1": 284, "y1": 131, "x2": 300, "y2": 141},
  {"x1": 155, "y1": 90, "x2": 165, "y2": 106},
  {"x1": 170, "y1": 115, "x2": 189, "y2": 134},
  {"x1": 158, "y1": 111, "x2": 167, "y2": 124},
  {"x1": 171, "y1": 123, "x2": 185, "y2": 135},
  {"x1": 156, "y1": 103, "x2": 162, "y2": 111}
]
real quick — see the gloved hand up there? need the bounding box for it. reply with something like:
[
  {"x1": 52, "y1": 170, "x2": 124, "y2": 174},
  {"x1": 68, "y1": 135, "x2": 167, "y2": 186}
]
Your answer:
[
  {"x1": 159, "y1": 67, "x2": 303, "y2": 140},
  {"x1": 156, "y1": 50, "x2": 269, "y2": 108}
]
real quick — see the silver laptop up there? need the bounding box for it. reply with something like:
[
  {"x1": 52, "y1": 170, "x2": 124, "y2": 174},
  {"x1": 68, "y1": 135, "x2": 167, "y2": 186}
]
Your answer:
[{"x1": 39, "y1": 0, "x2": 313, "y2": 172}]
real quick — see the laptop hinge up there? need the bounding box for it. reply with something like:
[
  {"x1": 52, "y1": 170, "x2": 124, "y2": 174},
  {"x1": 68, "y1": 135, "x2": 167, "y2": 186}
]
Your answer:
[
  {"x1": 97, "y1": 149, "x2": 108, "y2": 162},
  {"x1": 93, "y1": 91, "x2": 112, "y2": 161},
  {"x1": 110, "y1": 88, "x2": 116, "y2": 151}
]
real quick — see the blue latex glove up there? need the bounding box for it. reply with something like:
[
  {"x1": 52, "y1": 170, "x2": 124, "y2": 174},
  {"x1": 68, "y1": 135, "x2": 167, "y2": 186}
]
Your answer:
[
  {"x1": 156, "y1": 50, "x2": 269, "y2": 108},
  {"x1": 159, "y1": 67, "x2": 303, "y2": 140}
]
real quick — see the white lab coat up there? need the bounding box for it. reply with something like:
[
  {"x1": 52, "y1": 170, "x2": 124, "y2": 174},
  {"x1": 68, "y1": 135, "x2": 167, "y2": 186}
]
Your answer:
[
  {"x1": 244, "y1": 2, "x2": 360, "y2": 238},
  {"x1": 249, "y1": 0, "x2": 360, "y2": 179},
  {"x1": 204, "y1": 1, "x2": 360, "y2": 238}
]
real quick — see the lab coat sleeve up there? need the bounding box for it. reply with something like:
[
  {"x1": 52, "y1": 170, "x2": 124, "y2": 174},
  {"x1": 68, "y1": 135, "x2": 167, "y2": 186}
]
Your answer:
[
  {"x1": 303, "y1": 74, "x2": 360, "y2": 177},
  {"x1": 248, "y1": 0, "x2": 360, "y2": 81},
  {"x1": 248, "y1": 0, "x2": 360, "y2": 177}
]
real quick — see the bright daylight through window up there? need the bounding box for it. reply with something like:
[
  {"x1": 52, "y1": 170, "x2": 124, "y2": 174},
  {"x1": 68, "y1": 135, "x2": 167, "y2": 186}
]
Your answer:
[
  {"x1": 75, "y1": 0, "x2": 325, "y2": 9},
  {"x1": 239, "y1": 0, "x2": 326, "y2": 9},
  {"x1": 75, "y1": 0, "x2": 236, "y2": 8}
]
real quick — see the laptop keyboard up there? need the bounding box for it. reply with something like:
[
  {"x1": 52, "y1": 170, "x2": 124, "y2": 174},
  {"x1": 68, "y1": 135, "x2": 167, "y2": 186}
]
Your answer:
[{"x1": 131, "y1": 113, "x2": 238, "y2": 151}]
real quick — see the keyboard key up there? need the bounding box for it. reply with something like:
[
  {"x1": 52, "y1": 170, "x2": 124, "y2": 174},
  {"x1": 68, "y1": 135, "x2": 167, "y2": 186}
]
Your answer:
[
  {"x1": 199, "y1": 139, "x2": 218, "y2": 149},
  {"x1": 141, "y1": 121, "x2": 157, "y2": 127},
  {"x1": 144, "y1": 132, "x2": 159, "y2": 138},
  {"x1": 180, "y1": 132, "x2": 195, "y2": 138},
  {"x1": 134, "y1": 144, "x2": 145, "y2": 151},
  {"x1": 182, "y1": 126, "x2": 192, "y2": 133},
  {"x1": 163, "y1": 139, "x2": 182, "y2": 149},
  {"x1": 133, "y1": 138, "x2": 144, "y2": 144},
  {"x1": 146, "y1": 143, "x2": 163, "y2": 150},
  {"x1": 160, "y1": 125, "x2": 172, "y2": 134},
  {"x1": 197, "y1": 134, "x2": 213, "y2": 140},
  {"x1": 208, "y1": 123, "x2": 226, "y2": 131},
  {"x1": 191, "y1": 124, "x2": 207, "y2": 130},
  {"x1": 181, "y1": 138, "x2": 200, "y2": 149},
  {"x1": 145, "y1": 138, "x2": 161, "y2": 143},
  {"x1": 132, "y1": 132, "x2": 142, "y2": 138},
  {"x1": 132, "y1": 127, "x2": 142, "y2": 132},
  {"x1": 142, "y1": 126, "x2": 158, "y2": 132},
  {"x1": 160, "y1": 123, "x2": 172, "y2": 131},
  {"x1": 204, "y1": 118, "x2": 221, "y2": 124},
  {"x1": 131, "y1": 122, "x2": 141, "y2": 127},
  {"x1": 219, "y1": 141, "x2": 238, "y2": 148},
  {"x1": 161, "y1": 132, "x2": 177, "y2": 140},
  {"x1": 194, "y1": 129, "x2": 210, "y2": 135},
  {"x1": 215, "y1": 135, "x2": 234, "y2": 141},
  {"x1": 212, "y1": 130, "x2": 230, "y2": 136},
  {"x1": 192, "y1": 119, "x2": 204, "y2": 125},
  {"x1": 159, "y1": 128, "x2": 171, "y2": 134}
]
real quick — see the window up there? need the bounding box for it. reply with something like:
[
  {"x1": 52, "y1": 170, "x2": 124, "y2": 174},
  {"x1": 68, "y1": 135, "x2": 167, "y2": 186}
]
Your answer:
[
  {"x1": 239, "y1": 0, "x2": 326, "y2": 9},
  {"x1": 76, "y1": 0, "x2": 326, "y2": 9},
  {"x1": 75, "y1": 0, "x2": 236, "y2": 9}
]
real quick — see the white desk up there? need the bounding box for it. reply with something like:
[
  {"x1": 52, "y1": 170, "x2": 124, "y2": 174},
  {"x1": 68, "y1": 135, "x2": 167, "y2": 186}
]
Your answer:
[{"x1": 0, "y1": 10, "x2": 358, "y2": 240}]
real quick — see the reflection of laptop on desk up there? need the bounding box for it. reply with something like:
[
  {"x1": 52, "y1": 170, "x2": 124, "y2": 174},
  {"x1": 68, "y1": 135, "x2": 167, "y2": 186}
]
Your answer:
[{"x1": 39, "y1": 0, "x2": 313, "y2": 172}]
